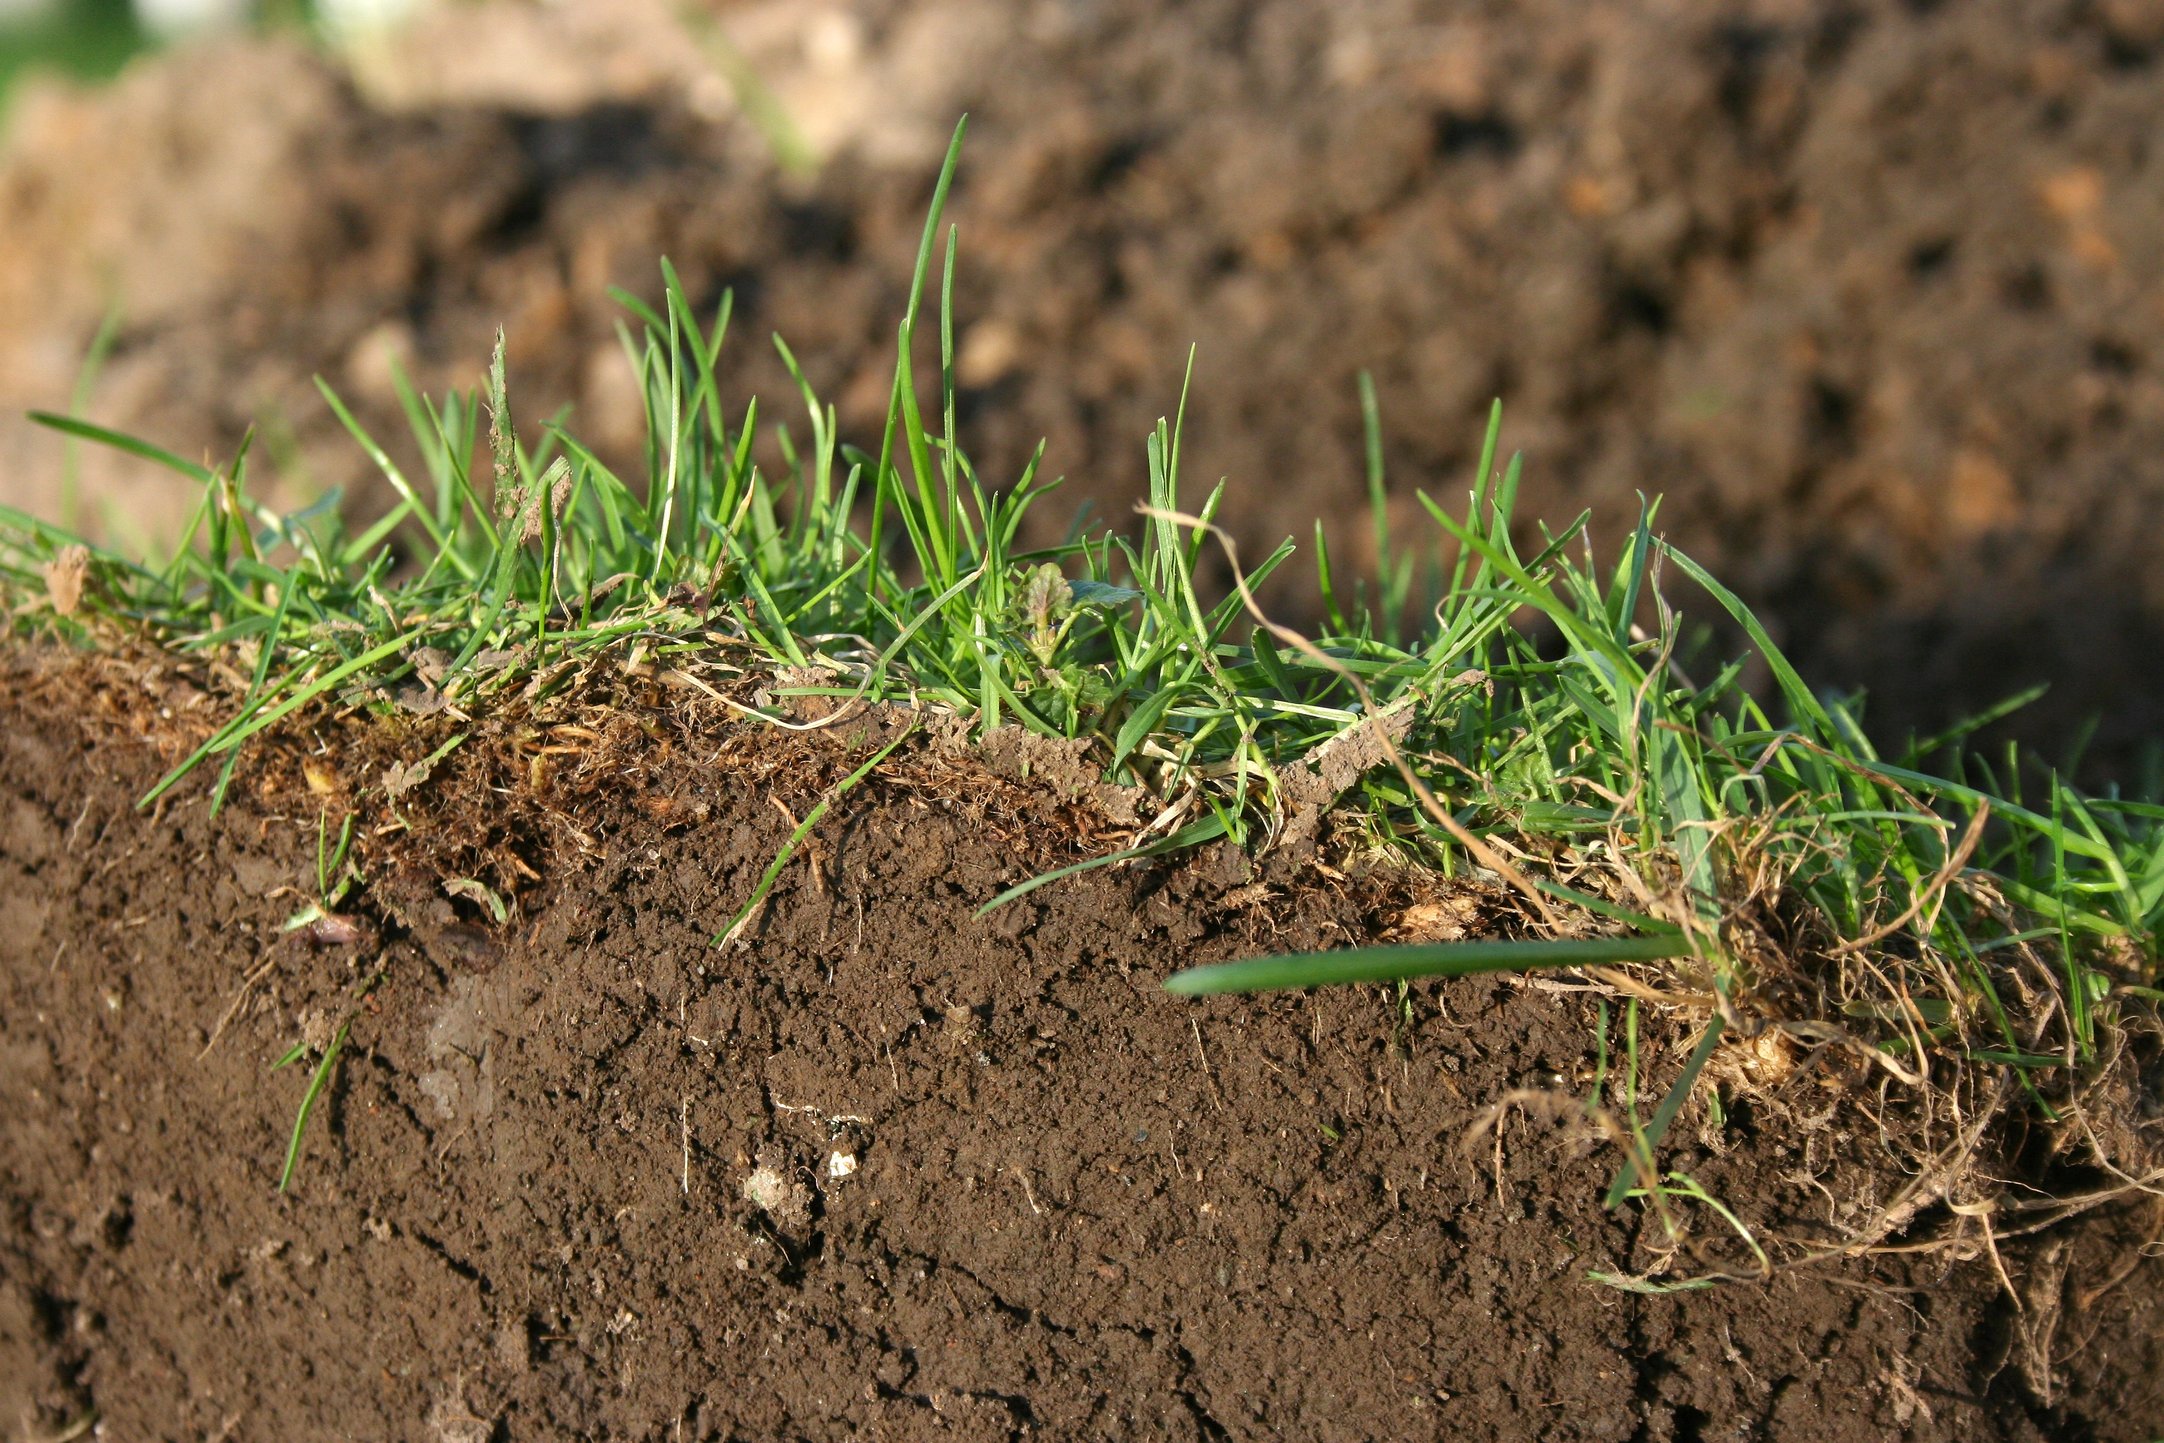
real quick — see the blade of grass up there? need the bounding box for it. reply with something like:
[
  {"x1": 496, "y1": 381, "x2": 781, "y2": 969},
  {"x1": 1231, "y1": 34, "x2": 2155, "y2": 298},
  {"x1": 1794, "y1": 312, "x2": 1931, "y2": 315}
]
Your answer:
[
  {"x1": 977, "y1": 815, "x2": 1231, "y2": 916},
  {"x1": 277, "y1": 1018, "x2": 350, "y2": 1193},
  {"x1": 1164, "y1": 934, "x2": 1696, "y2": 996},
  {"x1": 714, "y1": 723, "x2": 917, "y2": 946},
  {"x1": 1604, "y1": 1012, "x2": 1726, "y2": 1208}
]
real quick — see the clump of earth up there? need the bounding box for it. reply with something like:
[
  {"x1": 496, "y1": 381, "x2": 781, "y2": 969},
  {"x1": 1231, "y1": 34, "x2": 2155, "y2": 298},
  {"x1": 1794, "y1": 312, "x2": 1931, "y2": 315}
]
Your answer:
[
  {"x1": 4, "y1": 649, "x2": 2160, "y2": 1440},
  {"x1": 3, "y1": 0, "x2": 2162, "y2": 775}
]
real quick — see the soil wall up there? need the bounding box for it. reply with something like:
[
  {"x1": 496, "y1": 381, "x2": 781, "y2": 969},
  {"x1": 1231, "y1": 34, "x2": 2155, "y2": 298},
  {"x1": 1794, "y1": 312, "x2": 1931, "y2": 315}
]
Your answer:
[{"x1": 3, "y1": 654, "x2": 2159, "y2": 1441}]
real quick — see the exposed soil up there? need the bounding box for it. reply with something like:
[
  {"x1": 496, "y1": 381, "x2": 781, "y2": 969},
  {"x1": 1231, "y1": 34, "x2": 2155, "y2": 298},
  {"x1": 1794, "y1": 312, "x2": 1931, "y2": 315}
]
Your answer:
[
  {"x1": 3, "y1": 648, "x2": 2160, "y2": 1441},
  {"x1": 5, "y1": 1, "x2": 2164, "y2": 779}
]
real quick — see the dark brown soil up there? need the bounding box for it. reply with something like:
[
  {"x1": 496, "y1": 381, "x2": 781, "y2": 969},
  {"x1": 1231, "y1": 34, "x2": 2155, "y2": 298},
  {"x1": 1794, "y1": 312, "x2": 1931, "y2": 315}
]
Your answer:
[
  {"x1": 3, "y1": 650, "x2": 2159, "y2": 1441},
  {"x1": 5, "y1": 2, "x2": 2164, "y2": 779}
]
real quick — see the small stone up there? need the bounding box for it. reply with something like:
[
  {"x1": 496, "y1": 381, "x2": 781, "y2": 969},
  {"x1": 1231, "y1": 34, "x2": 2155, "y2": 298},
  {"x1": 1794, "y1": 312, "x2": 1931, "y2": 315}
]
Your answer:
[{"x1": 741, "y1": 1163, "x2": 812, "y2": 1229}]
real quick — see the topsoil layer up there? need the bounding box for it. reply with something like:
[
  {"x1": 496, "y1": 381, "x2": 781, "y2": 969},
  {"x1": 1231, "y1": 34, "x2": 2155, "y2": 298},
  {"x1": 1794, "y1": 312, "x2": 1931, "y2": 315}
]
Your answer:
[
  {"x1": 2, "y1": 650, "x2": 2159, "y2": 1442},
  {"x1": 4, "y1": 0, "x2": 2164, "y2": 778}
]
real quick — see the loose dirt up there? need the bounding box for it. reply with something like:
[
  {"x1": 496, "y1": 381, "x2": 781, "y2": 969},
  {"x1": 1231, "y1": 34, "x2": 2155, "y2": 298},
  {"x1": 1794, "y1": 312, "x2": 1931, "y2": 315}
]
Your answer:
[{"x1": 3, "y1": 650, "x2": 2159, "y2": 1441}]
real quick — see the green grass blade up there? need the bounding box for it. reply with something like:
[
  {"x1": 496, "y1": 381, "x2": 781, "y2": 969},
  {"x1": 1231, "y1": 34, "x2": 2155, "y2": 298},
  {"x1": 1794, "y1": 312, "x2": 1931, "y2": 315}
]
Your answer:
[
  {"x1": 715, "y1": 724, "x2": 917, "y2": 946},
  {"x1": 29, "y1": 412, "x2": 215, "y2": 486},
  {"x1": 978, "y1": 815, "x2": 1230, "y2": 917},
  {"x1": 1604, "y1": 1014, "x2": 1726, "y2": 1208},
  {"x1": 277, "y1": 1018, "x2": 350, "y2": 1193},
  {"x1": 1164, "y1": 934, "x2": 1696, "y2": 996}
]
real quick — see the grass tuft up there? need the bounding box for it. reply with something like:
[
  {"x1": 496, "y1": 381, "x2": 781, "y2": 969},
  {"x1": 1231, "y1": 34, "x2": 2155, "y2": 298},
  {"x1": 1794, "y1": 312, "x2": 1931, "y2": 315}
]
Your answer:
[{"x1": 3, "y1": 119, "x2": 2158, "y2": 1226}]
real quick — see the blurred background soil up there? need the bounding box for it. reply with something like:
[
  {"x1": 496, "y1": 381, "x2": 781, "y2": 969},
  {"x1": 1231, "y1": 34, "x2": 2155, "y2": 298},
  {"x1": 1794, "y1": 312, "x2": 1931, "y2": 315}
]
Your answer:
[{"x1": 3, "y1": 0, "x2": 2162, "y2": 777}]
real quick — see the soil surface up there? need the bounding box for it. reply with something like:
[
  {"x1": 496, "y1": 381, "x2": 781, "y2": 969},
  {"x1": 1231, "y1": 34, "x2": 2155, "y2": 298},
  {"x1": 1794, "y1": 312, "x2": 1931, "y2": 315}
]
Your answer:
[
  {"x1": 4, "y1": 0, "x2": 2164, "y2": 778},
  {"x1": 3, "y1": 650, "x2": 2160, "y2": 1441}
]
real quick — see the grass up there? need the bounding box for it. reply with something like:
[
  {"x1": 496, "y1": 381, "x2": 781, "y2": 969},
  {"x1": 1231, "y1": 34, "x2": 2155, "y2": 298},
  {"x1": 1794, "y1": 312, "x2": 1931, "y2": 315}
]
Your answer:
[
  {"x1": 0, "y1": 0, "x2": 146, "y2": 121},
  {"x1": 2, "y1": 119, "x2": 2159, "y2": 1213},
  {"x1": 271, "y1": 1016, "x2": 351, "y2": 1193}
]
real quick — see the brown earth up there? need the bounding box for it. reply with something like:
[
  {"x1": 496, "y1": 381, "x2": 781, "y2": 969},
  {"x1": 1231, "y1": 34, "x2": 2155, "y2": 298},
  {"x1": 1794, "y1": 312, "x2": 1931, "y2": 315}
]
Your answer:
[
  {"x1": 4, "y1": 0, "x2": 2164, "y2": 780},
  {"x1": 3, "y1": 648, "x2": 2160, "y2": 1442}
]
